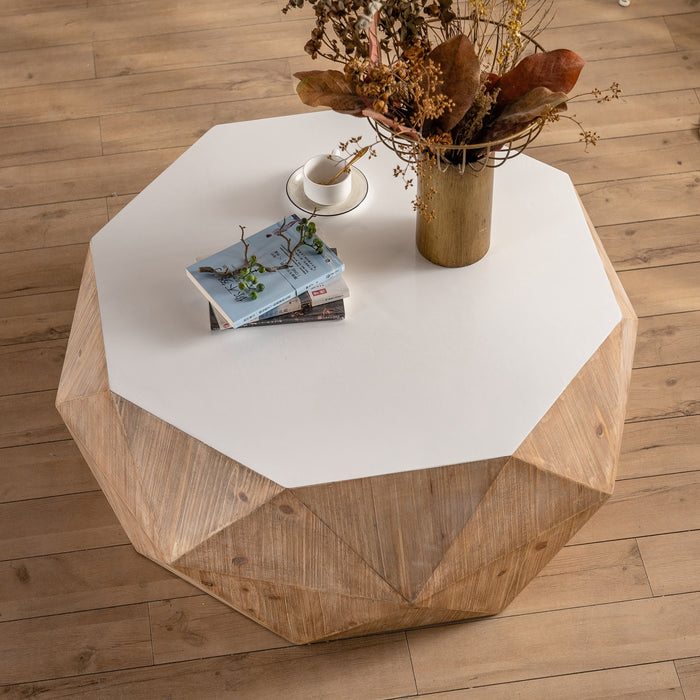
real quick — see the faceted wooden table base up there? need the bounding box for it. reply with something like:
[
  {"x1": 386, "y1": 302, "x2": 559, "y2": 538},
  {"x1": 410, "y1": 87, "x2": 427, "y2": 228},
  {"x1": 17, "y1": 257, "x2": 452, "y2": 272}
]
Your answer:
[{"x1": 57, "y1": 228, "x2": 636, "y2": 644}]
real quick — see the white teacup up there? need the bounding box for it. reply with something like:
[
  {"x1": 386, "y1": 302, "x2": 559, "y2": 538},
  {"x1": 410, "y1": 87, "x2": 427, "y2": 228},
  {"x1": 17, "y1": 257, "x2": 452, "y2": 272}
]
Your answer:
[{"x1": 302, "y1": 154, "x2": 352, "y2": 206}]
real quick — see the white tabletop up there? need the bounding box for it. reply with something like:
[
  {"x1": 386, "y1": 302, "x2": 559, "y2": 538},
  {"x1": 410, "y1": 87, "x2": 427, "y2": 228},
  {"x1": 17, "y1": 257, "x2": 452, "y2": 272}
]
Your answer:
[{"x1": 91, "y1": 111, "x2": 621, "y2": 488}]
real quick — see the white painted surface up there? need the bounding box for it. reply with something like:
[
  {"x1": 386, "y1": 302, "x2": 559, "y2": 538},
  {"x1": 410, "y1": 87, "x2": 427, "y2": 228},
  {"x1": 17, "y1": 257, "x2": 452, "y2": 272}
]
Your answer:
[{"x1": 91, "y1": 111, "x2": 621, "y2": 488}]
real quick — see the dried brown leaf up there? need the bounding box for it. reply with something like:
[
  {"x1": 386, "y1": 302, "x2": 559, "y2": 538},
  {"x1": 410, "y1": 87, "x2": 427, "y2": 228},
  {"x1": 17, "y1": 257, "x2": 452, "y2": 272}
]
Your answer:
[
  {"x1": 494, "y1": 49, "x2": 585, "y2": 105},
  {"x1": 428, "y1": 34, "x2": 481, "y2": 132},
  {"x1": 294, "y1": 70, "x2": 371, "y2": 115},
  {"x1": 482, "y1": 86, "x2": 567, "y2": 142}
]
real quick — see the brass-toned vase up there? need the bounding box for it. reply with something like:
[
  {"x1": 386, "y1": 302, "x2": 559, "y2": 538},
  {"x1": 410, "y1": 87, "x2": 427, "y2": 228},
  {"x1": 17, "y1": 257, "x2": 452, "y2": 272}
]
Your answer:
[{"x1": 416, "y1": 160, "x2": 494, "y2": 268}]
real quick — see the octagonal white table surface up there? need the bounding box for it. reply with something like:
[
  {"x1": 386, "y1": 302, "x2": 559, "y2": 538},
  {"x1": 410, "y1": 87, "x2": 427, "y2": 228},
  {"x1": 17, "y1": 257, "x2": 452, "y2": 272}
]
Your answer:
[{"x1": 91, "y1": 110, "x2": 620, "y2": 489}]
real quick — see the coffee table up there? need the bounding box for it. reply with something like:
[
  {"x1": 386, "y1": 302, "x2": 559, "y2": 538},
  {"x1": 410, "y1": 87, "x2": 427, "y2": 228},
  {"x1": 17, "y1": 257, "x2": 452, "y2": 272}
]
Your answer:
[{"x1": 57, "y1": 111, "x2": 636, "y2": 644}]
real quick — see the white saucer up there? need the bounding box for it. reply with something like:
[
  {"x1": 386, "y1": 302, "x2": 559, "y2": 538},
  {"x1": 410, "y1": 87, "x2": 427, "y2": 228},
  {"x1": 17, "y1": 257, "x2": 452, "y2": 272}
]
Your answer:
[{"x1": 286, "y1": 165, "x2": 368, "y2": 216}]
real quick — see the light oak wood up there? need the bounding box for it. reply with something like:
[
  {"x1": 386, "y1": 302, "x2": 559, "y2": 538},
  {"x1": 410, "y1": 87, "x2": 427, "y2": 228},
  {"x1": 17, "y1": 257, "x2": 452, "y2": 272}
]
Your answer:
[
  {"x1": 548, "y1": 0, "x2": 696, "y2": 26},
  {"x1": 579, "y1": 173, "x2": 700, "y2": 227},
  {"x1": 0, "y1": 440, "x2": 96, "y2": 501},
  {"x1": 0, "y1": 633, "x2": 418, "y2": 699},
  {"x1": 0, "y1": 0, "x2": 282, "y2": 52},
  {"x1": 407, "y1": 592, "x2": 700, "y2": 693},
  {"x1": 596, "y1": 215, "x2": 700, "y2": 271},
  {"x1": 627, "y1": 361, "x2": 700, "y2": 422},
  {"x1": 0, "y1": 61, "x2": 294, "y2": 129},
  {"x1": 619, "y1": 262, "x2": 700, "y2": 317},
  {"x1": 576, "y1": 49, "x2": 700, "y2": 97},
  {"x1": 676, "y1": 657, "x2": 700, "y2": 699},
  {"x1": 634, "y1": 311, "x2": 700, "y2": 368},
  {"x1": 619, "y1": 415, "x2": 700, "y2": 479},
  {"x1": 0, "y1": 490, "x2": 127, "y2": 561},
  {"x1": 149, "y1": 595, "x2": 290, "y2": 664},
  {"x1": 0, "y1": 0, "x2": 697, "y2": 692},
  {"x1": 0, "y1": 545, "x2": 193, "y2": 622},
  {"x1": 543, "y1": 17, "x2": 677, "y2": 60},
  {"x1": 0, "y1": 150, "x2": 185, "y2": 209},
  {"x1": 0, "y1": 44, "x2": 95, "y2": 89},
  {"x1": 0, "y1": 339, "x2": 66, "y2": 394},
  {"x1": 94, "y1": 20, "x2": 312, "y2": 77},
  {"x1": 0, "y1": 605, "x2": 152, "y2": 686},
  {"x1": 0, "y1": 390, "x2": 70, "y2": 449},
  {"x1": 664, "y1": 11, "x2": 700, "y2": 49},
  {"x1": 100, "y1": 97, "x2": 310, "y2": 155},
  {"x1": 533, "y1": 89, "x2": 700, "y2": 146},
  {"x1": 411, "y1": 663, "x2": 684, "y2": 699},
  {"x1": 503, "y1": 539, "x2": 651, "y2": 616},
  {"x1": 0, "y1": 199, "x2": 107, "y2": 253},
  {"x1": 55, "y1": 208, "x2": 636, "y2": 642},
  {"x1": 0, "y1": 245, "x2": 87, "y2": 297},
  {"x1": 637, "y1": 530, "x2": 700, "y2": 596},
  {"x1": 0, "y1": 118, "x2": 102, "y2": 167},
  {"x1": 571, "y1": 471, "x2": 700, "y2": 544},
  {"x1": 533, "y1": 129, "x2": 700, "y2": 185},
  {"x1": 0, "y1": 290, "x2": 78, "y2": 346}
]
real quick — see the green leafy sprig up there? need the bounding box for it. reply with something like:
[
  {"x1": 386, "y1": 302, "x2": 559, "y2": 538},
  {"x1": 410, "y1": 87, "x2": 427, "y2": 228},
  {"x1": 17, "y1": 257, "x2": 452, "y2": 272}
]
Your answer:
[{"x1": 199, "y1": 215, "x2": 324, "y2": 300}]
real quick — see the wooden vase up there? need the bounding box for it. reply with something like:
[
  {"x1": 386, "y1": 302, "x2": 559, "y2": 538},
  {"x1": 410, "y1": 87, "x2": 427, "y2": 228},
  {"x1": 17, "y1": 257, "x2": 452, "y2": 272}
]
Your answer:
[{"x1": 416, "y1": 160, "x2": 494, "y2": 267}]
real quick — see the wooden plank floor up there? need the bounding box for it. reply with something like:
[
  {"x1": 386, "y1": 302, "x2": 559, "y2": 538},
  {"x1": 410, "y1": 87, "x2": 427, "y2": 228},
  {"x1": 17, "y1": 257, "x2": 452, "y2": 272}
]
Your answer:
[{"x1": 1, "y1": 0, "x2": 698, "y2": 696}]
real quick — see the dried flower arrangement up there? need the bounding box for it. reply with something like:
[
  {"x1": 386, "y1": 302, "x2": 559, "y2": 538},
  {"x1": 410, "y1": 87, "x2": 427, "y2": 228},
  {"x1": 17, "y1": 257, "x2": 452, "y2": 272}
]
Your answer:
[{"x1": 283, "y1": 0, "x2": 620, "y2": 184}]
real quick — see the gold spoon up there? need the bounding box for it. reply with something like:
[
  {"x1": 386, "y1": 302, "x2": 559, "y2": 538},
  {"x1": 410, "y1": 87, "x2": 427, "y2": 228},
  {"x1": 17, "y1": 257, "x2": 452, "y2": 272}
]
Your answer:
[{"x1": 324, "y1": 146, "x2": 369, "y2": 185}]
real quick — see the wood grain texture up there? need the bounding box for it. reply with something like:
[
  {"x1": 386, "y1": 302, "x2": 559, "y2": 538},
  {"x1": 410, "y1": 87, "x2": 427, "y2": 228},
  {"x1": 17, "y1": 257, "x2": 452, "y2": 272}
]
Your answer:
[
  {"x1": 0, "y1": 290, "x2": 78, "y2": 346},
  {"x1": 0, "y1": 390, "x2": 70, "y2": 449},
  {"x1": 627, "y1": 361, "x2": 700, "y2": 422},
  {"x1": 676, "y1": 657, "x2": 700, "y2": 699},
  {"x1": 637, "y1": 530, "x2": 700, "y2": 596},
  {"x1": 0, "y1": 199, "x2": 107, "y2": 253},
  {"x1": 0, "y1": 339, "x2": 65, "y2": 394},
  {"x1": 1, "y1": 0, "x2": 697, "y2": 692},
  {"x1": 100, "y1": 97, "x2": 312, "y2": 154},
  {"x1": 533, "y1": 129, "x2": 700, "y2": 185},
  {"x1": 533, "y1": 89, "x2": 700, "y2": 146},
  {"x1": 0, "y1": 491, "x2": 127, "y2": 561},
  {"x1": 597, "y1": 216, "x2": 700, "y2": 272},
  {"x1": 0, "y1": 545, "x2": 193, "y2": 622},
  {"x1": 93, "y1": 19, "x2": 311, "y2": 77},
  {"x1": 618, "y1": 415, "x2": 700, "y2": 479},
  {"x1": 407, "y1": 592, "x2": 700, "y2": 693},
  {"x1": 0, "y1": 605, "x2": 152, "y2": 686},
  {"x1": 571, "y1": 471, "x2": 700, "y2": 545},
  {"x1": 0, "y1": 440, "x2": 96, "y2": 502},
  {"x1": 0, "y1": 245, "x2": 87, "y2": 298},
  {"x1": 619, "y1": 262, "x2": 700, "y2": 317},
  {"x1": 293, "y1": 458, "x2": 507, "y2": 602},
  {"x1": 0, "y1": 61, "x2": 294, "y2": 129},
  {"x1": 0, "y1": 149, "x2": 185, "y2": 209},
  {"x1": 401, "y1": 662, "x2": 685, "y2": 698},
  {"x1": 502, "y1": 539, "x2": 651, "y2": 616},
  {"x1": 0, "y1": 118, "x2": 101, "y2": 167},
  {"x1": 634, "y1": 311, "x2": 700, "y2": 368},
  {"x1": 53, "y1": 142, "x2": 636, "y2": 646},
  {"x1": 0, "y1": 633, "x2": 417, "y2": 699},
  {"x1": 0, "y1": 44, "x2": 95, "y2": 89},
  {"x1": 579, "y1": 173, "x2": 700, "y2": 228},
  {"x1": 149, "y1": 595, "x2": 290, "y2": 664}
]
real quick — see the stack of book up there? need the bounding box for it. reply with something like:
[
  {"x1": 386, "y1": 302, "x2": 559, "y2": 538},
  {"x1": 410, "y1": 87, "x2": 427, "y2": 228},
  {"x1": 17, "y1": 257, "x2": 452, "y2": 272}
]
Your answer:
[{"x1": 186, "y1": 214, "x2": 348, "y2": 330}]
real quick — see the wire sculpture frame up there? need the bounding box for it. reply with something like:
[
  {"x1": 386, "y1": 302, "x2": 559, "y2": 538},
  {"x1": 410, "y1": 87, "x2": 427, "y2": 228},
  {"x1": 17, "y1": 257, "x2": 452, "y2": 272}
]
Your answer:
[{"x1": 369, "y1": 118, "x2": 545, "y2": 173}]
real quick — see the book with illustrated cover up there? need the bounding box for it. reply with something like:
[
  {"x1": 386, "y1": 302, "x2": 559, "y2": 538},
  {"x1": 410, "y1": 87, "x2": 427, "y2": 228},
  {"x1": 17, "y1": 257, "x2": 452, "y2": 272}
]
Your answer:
[
  {"x1": 208, "y1": 298, "x2": 345, "y2": 330},
  {"x1": 261, "y1": 274, "x2": 349, "y2": 319},
  {"x1": 186, "y1": 215, "x2": 344, "y2": 329}
]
